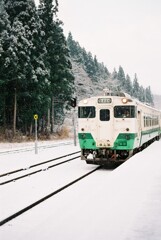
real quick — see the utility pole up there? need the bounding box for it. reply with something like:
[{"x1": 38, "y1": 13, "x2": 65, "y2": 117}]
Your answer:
[
  {"x1": 71, "y1": 97, "x2": 77, "y2": 146},
  {"x1": 34, "y1": 114, "x2": 38, "y2": 154},
  {"x1": 51, "y1": 96, "x2": 54, "y2": 133},
  {"x1": 13, "y1": 88, "x2": 17, "y2": 136},
  {"x1": 73, "y1": 108, "x2": 77, "y2": 146}
]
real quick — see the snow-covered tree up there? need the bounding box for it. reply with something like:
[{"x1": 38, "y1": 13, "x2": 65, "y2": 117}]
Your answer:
[
  {"x1": 0, "y1": 0, "x2": 11, "y2": 127},
  {"x1": 132, "y1": 73, "x2": 140, "y2": 99},
  {"x1": 145, "y1": 86, "x2": 154, "y2": 106},
  {"x1": 111, "y1": 68, "x2": 118, "y2": 80},
  {"x1": 124, "y1": 74, "x2": 133, "y2": 95},
  {"x1": 38, "y1": 0, "x2": 74, "y2": 130},
  {"x1": 67, "y1": 32, "x2": 110, "y2": 82},
  {"x1": 3, "y1": 0, "x2": 49, "y2": 133},
  {"x1": 117, "y1": 65, "x2": 126, "y2": 90}
]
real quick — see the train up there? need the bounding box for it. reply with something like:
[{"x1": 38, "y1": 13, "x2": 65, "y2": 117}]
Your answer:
[{"x1": 78, "y1": 89, "x2": 161, "y2": 165}]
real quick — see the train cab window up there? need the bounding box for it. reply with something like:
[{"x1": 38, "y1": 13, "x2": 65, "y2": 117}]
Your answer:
[
  {"x1": 78, "y1": 106, "x2": 95, "y2": 118},
  {"x1": 114, "y1": 106, "x2": 136, "y2": 118},
  {"x1": 100, "y1": 109, "x2": 110, "y2": 121}
]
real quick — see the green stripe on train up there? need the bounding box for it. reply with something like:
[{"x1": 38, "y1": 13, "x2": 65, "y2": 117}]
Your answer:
[
  {"x1": 78, "y1": 128, "x2": 160, "y2": 151},
  {"x1": 78, "y1": 133, "x2": 136, "y2": 150},
  {"x1": 113, "y1": 133, "x2": 136, "y2": 150},
  {"x1": 141, "y1": 127, "x2": 160, "y2": 136},
  {"x1": 78, "y1": 133, "x2": 97, "y2": 149}
]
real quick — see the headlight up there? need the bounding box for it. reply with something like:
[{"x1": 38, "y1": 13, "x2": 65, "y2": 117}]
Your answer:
[
  {"x1": 122, "y1": 98, "x2": 128, "y2": 103},
  {"x1": 83, "y1": 100, "x2": 88, "y2": 104}
]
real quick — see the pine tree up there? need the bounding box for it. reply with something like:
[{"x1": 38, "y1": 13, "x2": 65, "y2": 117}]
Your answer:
[
  {"x1": 132, "y1": 73, "x2": 140, "y2": 99},
  {"x1": 97, "y1": 62, "x2": 110, "y2": 80},
  {"x1": 94, "y1": 55, "x2": 99, "y2": 72},
  {"x1": 38, "y1": 0, "x2": 74, "y2": 130},
  {"x1": 145, "y1": 86, "x2": 154, "y2": 105},
  {"x1": 111, "y1": 68, "x2": 118, "y2": 80},
  {"x1": 117, "y1": 66, "x2": 126, "y2": 90},
  {"x1": 84, "y1": 52, "x2": 95, "y2": 79},
  {"x1": 3, "y1": 0, "x2": 49, "y2": 134},
  {"x1": 124, "y1": 74, "x2": 133, "y2": 95},
  {"x1": 0, "y1": 0, "x2": 11, "y2": 127},
  {"x1": 67, "y1": 33, "x2": 110, "y2": 82},
  {"x1": 139, "y1": 86, "x2": 146, "y2": 102},
  {"x1": 67, "y1": 32, "x2": 80, "y2": 60}
]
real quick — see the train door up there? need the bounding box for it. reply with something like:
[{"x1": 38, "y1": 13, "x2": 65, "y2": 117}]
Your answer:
[
  {"x1": 137, "y1": 110, "x2": 142, "y2": 147},
  {"x1": 97, "y1": 107, "x2": 113, "y2": 146}
]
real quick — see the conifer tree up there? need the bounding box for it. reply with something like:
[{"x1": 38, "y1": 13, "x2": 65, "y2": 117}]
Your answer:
[
  {"x1": 145, "y1": 86, "x2": 154, "y2": 105},
  {"x1": 98, "y1": 62, "x2": 110, "y2": 80},
  {"x1": 67, "y1": 33, "x2": 110, "y2": 82},
  {"x1": 139, "y1": 86, "x2": 146, "y2": 102},
  {"x1": 0, "y1": 0, "x2": 11, "y2": 127},
  {"x1": 67, "y1": 32, "x2": 80, "y2": 61},
  {"x1": 4, "y1": 0, "x2": 49, "y2": 133},
  {"x1": 94, "y1": 55, "x2": 99, "y2": 72},
  {"x1": 132, "y1": 73, "x2": 140, "y2": 99},
  {"x1": 85, "y1": 52, "x2": 96, "y2": 79},
  {"x1": 117, "y1": 66, "x2": 126, "y2": 90},
  {"x1": 124, "y1": 74, "x2": 133, "y2": 95},
  {"x1": 111, "y1": 68, "x2": 118, "y2": 80},
  {"x1": 38, "y1": 0, "x2": 74, "y2": 130}
]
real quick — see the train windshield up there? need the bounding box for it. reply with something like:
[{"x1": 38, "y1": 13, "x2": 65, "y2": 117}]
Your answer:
[
  {"x1": 114, "y1": 106, "x2": 136, "y2": 118},
  {"x1": 100, "y1": 109, "x2": 110, "y2": 121},
  {"x1": 78, "y1": 106, "x2": 95, "y2": 118}
]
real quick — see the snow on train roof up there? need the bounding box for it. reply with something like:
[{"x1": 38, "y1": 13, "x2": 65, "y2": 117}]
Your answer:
[
  {"x1": 79, "y1": 90, "x2": 132, "y2": 102},
  {"x1": 78, "y1": 89, "x2": 161, "y2": 113}
]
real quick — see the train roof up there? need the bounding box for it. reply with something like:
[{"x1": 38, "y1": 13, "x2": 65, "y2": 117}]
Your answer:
[
  {"x1": 78, "y1": 89, "x2": 161, "y2": 113},
  {"x1": 79, "y1": 89, "x2": 132, "y2": 101}
]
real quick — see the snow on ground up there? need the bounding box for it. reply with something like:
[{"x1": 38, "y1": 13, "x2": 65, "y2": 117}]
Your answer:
[
  {"x1": 0, "y1": 139, "x2": 74, "y2": 172},
  {"x1": 1, "y1": 140, "x2": 161, "y2": 240}
]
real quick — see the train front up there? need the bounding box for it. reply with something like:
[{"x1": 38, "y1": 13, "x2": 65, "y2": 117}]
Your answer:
[{"x1": 78, "y1": 92, "x2": 137, "y2": 165}]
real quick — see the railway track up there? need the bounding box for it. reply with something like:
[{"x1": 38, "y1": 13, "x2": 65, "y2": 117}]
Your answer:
[
  {"x1": 0, "y1": 141, "x2": 73, "y2": 155},
  {"x1": 0, "y1": 166, "x2": 100, "y2": 226},
  {"x1": 0, "y1": 151, "x2": 81, "y2": 185},
  {"x1": 0, "y1": 151, "x2": 80, "y2": 177}
]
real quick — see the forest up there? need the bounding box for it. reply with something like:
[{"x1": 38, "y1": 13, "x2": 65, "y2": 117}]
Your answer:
[
  {"x1": 67, "y1": 32, "x2": 154, "y2": 106},
  {"x1": 0, "y1": 0, "x2": 154, "y2": 141},
  {"x1": 0, "y1": 0, "x2": 75, "y2": 140}
]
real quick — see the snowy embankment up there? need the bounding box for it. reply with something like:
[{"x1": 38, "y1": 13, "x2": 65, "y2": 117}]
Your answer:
[{"x1": 1, "y1": 140, "x2": 161, "y2": 240}]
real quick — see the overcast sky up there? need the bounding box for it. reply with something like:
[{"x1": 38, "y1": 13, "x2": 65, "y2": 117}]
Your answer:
[{"x1": 36, "y1": 0, "x2": 161, "y2": 95}]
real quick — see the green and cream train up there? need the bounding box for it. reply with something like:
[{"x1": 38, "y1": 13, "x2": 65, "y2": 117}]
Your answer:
[{"x1": 78, "y1": 89, "x2": 161, "y2": 165}]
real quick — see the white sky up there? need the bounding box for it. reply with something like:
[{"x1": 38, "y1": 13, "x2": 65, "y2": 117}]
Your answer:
[{"x1": 35, "y1": 0, "x2": 161, "y2": 95}]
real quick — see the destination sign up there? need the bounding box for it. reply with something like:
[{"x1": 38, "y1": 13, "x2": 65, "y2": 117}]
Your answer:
[{"x1": 98, "y1": 98, "x2": 112, "y2": 104}]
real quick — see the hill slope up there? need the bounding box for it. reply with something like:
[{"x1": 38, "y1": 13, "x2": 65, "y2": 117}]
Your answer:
[{"x1": 72, "y1": 60, "x2": 161, "y2": 109}]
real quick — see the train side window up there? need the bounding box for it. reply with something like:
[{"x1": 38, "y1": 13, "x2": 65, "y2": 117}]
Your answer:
[
  {"x1": 78, "y1": 106, "x2": 95, "y2": 118},
  {"x1": 144, "y1": 116, "x2": 146, "y2": 127},
  {"x1": 146, "y1": 116, "x2": 148, "y2": 126},
  {"x1": 114, "y1": 106, "x2": 136, "y2": 118},
  {"x1": 100, "y1": 109, "x2": 110, "y2": 121}
]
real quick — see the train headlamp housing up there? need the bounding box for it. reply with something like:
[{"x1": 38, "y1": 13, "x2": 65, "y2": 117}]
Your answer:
[{"x1": 122, "y1": 98, "x2": 128, "y2": 104}]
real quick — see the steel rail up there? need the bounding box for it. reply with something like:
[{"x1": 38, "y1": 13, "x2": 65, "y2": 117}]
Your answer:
[
  {"x1": 0, "y1": 166, "x2": 101, "y2": 226},
  {"x1": 0, "y1": 155, "x2": 81, "y2": 185},
  {"x1": 0, "y1": 151, "x2": 81, "y2": 178}
]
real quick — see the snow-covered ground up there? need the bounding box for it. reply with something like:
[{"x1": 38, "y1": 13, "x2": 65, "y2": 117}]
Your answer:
[{"x1": 1, "y1": 139, "x2": 161, "y2": 240}]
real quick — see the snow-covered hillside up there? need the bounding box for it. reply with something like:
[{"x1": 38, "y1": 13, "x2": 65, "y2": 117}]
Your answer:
[
  {"x1": 72, "y1": 60, "x2": 113, "y2": 102},
  {"x1": 72, "y1": 60, "x2": 161, "y2": 108},
  {"x1": 153, "y1": 94, "x2": 161, "y2": 110}
]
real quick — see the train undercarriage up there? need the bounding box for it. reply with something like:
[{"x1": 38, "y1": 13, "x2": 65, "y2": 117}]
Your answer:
[
  {"x1": 81, "y1": 135, "x2": 160, "y2": 166},
  {"x1": 81, "y1": 149, "x2": 133, "y2": 165}
]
